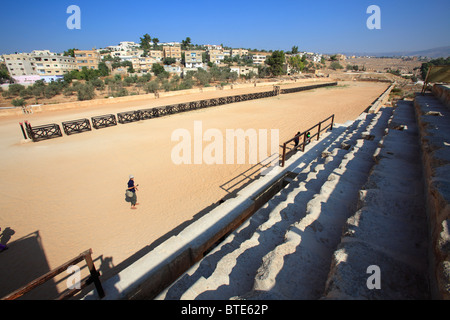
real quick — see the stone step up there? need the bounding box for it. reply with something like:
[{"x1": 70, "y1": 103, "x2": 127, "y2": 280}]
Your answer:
[
  {"x1": 238, "y1": 111, "x2": 392, "y2": 299},
  {"x1": 157, "y1": 109, "x2": 394, "y2": 300},
  {"x1": 323, "y1": 100, "x2": 430, "y2": 299}
]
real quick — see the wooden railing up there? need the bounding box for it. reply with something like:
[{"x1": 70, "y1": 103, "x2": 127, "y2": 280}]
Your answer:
[
  {"x1": 1, "y1": 248, "x2": 104, "y2": 300},
  {"x1": 280, "y1": 114, "x2": 335, "y2": 167}
]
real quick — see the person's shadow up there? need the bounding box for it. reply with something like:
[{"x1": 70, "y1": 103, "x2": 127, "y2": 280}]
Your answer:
[{"x1": 0, "y1": 227, "x2": 15, "y2": 248}]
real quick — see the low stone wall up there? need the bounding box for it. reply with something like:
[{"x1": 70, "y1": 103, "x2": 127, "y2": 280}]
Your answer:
[
  {"x1": 414, "y1": 93, "x2": 450, "y2": 299},
  {"x1": 367, "y1": 84, "x2": 395, "y2": 114},
  {"x1": 0, "y1": 78, "x2": 328, "y2": 118}
]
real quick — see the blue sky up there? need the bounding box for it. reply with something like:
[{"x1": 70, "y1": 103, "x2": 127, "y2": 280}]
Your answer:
[{"x1": 0, "y1": 0, "x2": 449, "y2": 54}]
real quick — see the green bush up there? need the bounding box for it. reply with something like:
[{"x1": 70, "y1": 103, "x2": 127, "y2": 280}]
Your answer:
[
  {"x1": 77, "y1": 83, "x2": 95, "y2": 101},
  {"x1": 11, "y1": 98, "x2": 26, "y2": 107},
  {"x1": 145, "y1": 81, "x2": 159, "y2": 93},
  {"x1": 8, "y1": 84, "x2": 25, "y2": 96},
  {"x1": 330, "y1": 62, "x2": 343, "y2": 70}
]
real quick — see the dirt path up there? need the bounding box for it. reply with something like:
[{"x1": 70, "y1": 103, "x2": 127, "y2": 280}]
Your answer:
[{"x1": 0, "y1": 81, "x2": 388, "y2": 298}]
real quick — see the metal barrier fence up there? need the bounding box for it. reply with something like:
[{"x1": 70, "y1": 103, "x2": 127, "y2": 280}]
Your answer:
[
  {"x1": 117, "y1": 110, "x2": 142, "y2": 124},
  {"x1": 24, "y1": 121, "x2": 63, "y2": 142},
  {"x1": 62, "y1": 118, "x2": 92, "y2": 136},
  {"x1": 91, "y1": 114, "x2": 117, "y2": 129},
  {"x1": 280, "y1": 114, "x2": 335, "y2": 167},
  {"x1": 20, "y1": 84, "x2": 336, "y2": 142},
  {"x1": 279, "y1": 82, "x2": 337, "y2": 94}
]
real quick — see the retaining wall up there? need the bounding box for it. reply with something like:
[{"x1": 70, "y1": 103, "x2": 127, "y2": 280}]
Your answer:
[
  {"x1": 367, "y1": 84, "x2": 395, "y2": 114},
  {"x1": 432, "y1": 84, "x2": 450, "y2": 109},
  {"x1": 414, "y1": 87, "x2": 450, "y2": 299}
]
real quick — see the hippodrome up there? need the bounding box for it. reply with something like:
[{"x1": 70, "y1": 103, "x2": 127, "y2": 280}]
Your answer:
[{"x1": 0, "y1": 79, "x2": 449, "y2": 301}]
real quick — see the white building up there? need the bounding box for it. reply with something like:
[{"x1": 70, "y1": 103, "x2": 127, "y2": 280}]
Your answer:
[
  {"x1": 252, "y1": 53, "x2": 270, "y2": 65},
  {"x1": 230, "y1": 66, "x2": 258, "y2": 77},
  {"x1": 106, "y1": 41, "x2": 140, "y2": 52}
]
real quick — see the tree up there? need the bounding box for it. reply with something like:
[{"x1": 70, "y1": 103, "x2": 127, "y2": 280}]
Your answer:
[
  {"x1": 152, "y1": 38, "x2": 159, "y2": 49},
  {"x1": 257, "y1": 65, "x2": 270, "y2": 78},
  {"x1": 77, "y1": 83, "x2": 95, "y2": 101},
  {"x1": 63, "y1": 48, "x2": 78, "y2": 57},
  {"x1": 266, "y1": 50, "x2": 286, "y2": 76},
  {"x1": 291, "y1": 46, "x2": 299, "y2": 54},
  {"x1": 151, "y1": 63, "x2": 165, "y2": 76},
  {"x1": 8, "y1": 84, "x2": 25, "y2": 96},
  {"x1": 98, "y1": 62, "x2": 110, "y2": 76},
  {"x1": 145, "y1": 80, "x2": 159, "y2": 93},
  {"x1": 140, "y1": 34, "x2": 152, "y2": 51},
  {"x1": 0, "y1": 63, "x2": 11, "y2": 84},
  {"x1": 182, "y1": 37, "x2": 192, "y2": 50},
  {"x1": 330, "y1": 61, "x2": 344, "y2": 70},
  {"x1": 194, "y1": 68, "x2": 211, "y2": 86},
  {"x1": 11, "y1": 98, "x2": 26, "y2": 107},
  {"x1": 288, "y1": 55, "x2": 305, "y2": 73},
  {"x1": 163, "y1": 57, "x2": 176, "y2": 65}
]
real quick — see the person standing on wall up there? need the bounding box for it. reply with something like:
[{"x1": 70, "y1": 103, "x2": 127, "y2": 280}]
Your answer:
[
  {"x1": 294, "y1": 132, "x2": 300, "y2": 149},
  {"x1": 127, "y1": 174, "x2": 139, "y2": 210}
]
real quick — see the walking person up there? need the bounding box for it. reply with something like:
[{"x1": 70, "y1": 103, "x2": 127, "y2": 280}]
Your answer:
[{"x1": 126, "y1": 174, "x2": 139, "y2": 210}]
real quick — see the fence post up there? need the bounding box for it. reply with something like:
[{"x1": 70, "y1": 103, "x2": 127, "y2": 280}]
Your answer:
[
  {"x1": 25, "y1": 121, "x2": 34, "y2": 140},
  {"x1": 84, "y1": 249, "x2": 105, "y2": 299},
  {"x1": 317, "y1": 121, "x2": 321, "y2": 140},
  {"x1": 302, "y1": 132, "x2": 307, "y2": 152},
  {"x1": 281, "y1": 142, "x2": 287, "y2": 167},
  {"x1": 19, "y1": 123, "x2": 27, "y2": 139},
  {"x1": 331, "y1": 115, "x2": 334, "y2": 131}
]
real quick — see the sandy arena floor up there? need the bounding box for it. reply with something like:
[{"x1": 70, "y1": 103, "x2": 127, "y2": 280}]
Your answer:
[{"x1": 0, "y1": 81, "x2": 389, "y2": 298}]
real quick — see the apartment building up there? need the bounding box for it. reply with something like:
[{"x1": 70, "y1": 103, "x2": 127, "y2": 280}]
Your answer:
[
  {"x1": 252, "y1": 53, "x2": 271, "y2": 65},
  {"x1": 110, "y1": 48, "x2": 144, "y2": 61},
  {"x1": 131, "y1": 56, "x2": 158, "y2": 73},
  {"x1": 2, "y1": 53, "x2": 37, "y2": 77},
  {"x1": 209, "y1": 49, "x2": 225, "y2": 65},
  {"x1": 74, "y1": 49, "x2": 101, "y2": 70},
  {"x1": 163, "y1": 45, "x2": 182, "y2": 61},
  {"x1": 231, "y1": 48, "x2": 249, "y2": 57},
  {"x1": 184, "y1": 50, "x2": 204, "y2": 68},
  {"x1": 34, "y1": 51, "x2": 76, "y2": 76},
  {"x1": 204, "y1": 44, "x2": 223, "y2": 51},
  {"x1": 230, "y1": 65, "x2": 259, "y2": 77},
  {"x1": 148, "y1": 50, "x2": 163, "y2": 61},
  {"x1": 3, "y1": 50, "x2": 77, "y2": 77}
]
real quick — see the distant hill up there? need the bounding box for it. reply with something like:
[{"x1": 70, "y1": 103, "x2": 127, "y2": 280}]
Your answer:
[{"x1": 340, "y1": 46, "x2": 450, "y2": 58}]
